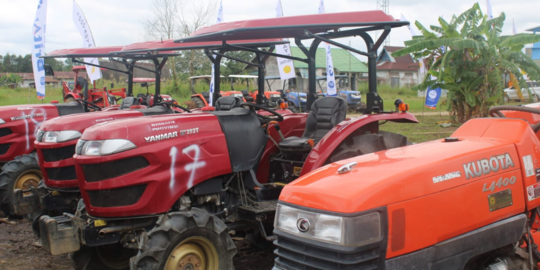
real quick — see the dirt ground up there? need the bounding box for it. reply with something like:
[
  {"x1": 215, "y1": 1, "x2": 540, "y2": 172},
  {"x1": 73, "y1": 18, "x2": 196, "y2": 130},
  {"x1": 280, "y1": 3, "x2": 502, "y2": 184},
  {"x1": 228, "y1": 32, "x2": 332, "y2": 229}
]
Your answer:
[{"x1": 0, "y1": 218, "x2": 276, "y2": 270}]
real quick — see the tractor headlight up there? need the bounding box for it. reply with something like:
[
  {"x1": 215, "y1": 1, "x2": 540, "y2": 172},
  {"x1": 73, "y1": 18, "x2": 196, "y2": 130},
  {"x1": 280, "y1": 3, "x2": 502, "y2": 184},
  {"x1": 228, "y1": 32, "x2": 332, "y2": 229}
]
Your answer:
[
  {"x1": 0, "y1": 118, "x2": 5, "y2": 124},
  {"x1": 275, "y1": 204, "x2": 381, "y2": 247},
  {"x1": 300, "y1": 97, "x2": 307, "y2": 102},
  {"x1": 80, "y1": 139, "x2": 136, "y2": 156},
  {"x1": 350, "y1": 93, "x2": 361, "y2": 99},
  {"x1": 43, "y1": 130, "x2": 82, "y2": 143},
  {"x1": 36, "y1": 129, "x2": 45, "y2": 142}
]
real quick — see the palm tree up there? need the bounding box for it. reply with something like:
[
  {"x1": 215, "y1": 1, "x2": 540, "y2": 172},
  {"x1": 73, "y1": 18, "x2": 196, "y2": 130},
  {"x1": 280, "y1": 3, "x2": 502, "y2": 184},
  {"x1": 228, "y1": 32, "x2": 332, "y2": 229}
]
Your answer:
[{"x1": 393, "y1": 3, "x2": 540, "y2": 122}]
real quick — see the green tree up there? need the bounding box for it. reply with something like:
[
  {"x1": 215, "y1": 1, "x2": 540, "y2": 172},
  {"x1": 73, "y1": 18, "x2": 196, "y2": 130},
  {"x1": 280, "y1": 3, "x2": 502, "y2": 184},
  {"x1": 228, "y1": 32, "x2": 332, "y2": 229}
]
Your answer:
[
  {"x1": 393, "y1": 3, "x2": 540, "y2": 122},
  {"x1": 221, "y1": 51, "x2": 255, "y2": 77}
]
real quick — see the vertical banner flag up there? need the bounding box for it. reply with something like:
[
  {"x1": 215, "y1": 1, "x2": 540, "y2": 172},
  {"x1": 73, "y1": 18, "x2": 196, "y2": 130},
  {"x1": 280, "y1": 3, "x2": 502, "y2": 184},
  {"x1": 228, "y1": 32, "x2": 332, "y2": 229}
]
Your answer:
[
  {"x1": 425, "y1": 86, "x2": 442, "y2": 109},
  {"x1": 275, "y1": 0, "x2": 295, "y2": 80},
  {"x1": 209, "y1": 0, "x2": 224, "y2": 106},
  {"x1": 486, "y1": 0, "x2": 493, "y2": 19},
  {"x1": 32, "y1": 0, "x2": 48, "y2": 99},
  {"x1": 73, "y1": 0, "x2": 102, "y2": 84},
  {"x1": 512, "y1": 18, "x2": 517, "y2": 35},
  {"x1": 318, "y1": 0, "x2": 337, "y2": 96}
]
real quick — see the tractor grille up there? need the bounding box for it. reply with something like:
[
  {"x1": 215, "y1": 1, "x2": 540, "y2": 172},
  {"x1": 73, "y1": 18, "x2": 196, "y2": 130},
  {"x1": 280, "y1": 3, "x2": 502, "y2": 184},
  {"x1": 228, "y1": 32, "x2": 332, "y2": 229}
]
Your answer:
[
  {"x1": 82, "y1": 156, "x2": 149, "y2": 183},
  {"x1": 46, "y1": 166, "x2": 77, "y2": 181},
  {"x1": 0, "y1": 144, "x2": 10, "y2": 155},
  {"x1": 274, "y1": 234, "x2": 384, "y2": 270},
  {"x1": 42, "y1": 145, "x2": 76, "y2": 162},
  {"x1": 87, "y1": 184, "x2": 146, "y2": 207},
  {"x1": 0, "y1": 128, "x2": 12, "y2": 138}
]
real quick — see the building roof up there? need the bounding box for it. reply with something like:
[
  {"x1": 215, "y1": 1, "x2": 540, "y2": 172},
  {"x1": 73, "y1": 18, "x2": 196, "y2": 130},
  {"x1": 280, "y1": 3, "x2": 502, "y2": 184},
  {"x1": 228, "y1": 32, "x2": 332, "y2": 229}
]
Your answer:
[
  {"x1": 526, "y1": 26, "x2": 540, "y2": 33},
  {"x1": 290, "y1": 46, "x2": 368, "y2": 73},
  {"x1": 376, "y1": 46, "x2": 419, "y2": 72}
]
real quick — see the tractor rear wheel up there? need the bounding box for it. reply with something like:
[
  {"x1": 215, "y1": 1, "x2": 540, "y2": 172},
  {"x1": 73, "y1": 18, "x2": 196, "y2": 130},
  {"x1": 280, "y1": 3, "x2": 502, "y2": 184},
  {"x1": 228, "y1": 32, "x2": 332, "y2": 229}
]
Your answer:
[
  {"x1": 191, "y1": 97, "x2": 206, "y2": 109},
  {"x1": 0, "y1": 153, "x2": 41, "y2": 216},
  {"x1": 130, "y1": 208, "x2": 236, "y2": 270},
  {"x1": 69, "y1": 243, "x2": 137, "y2": 270}
]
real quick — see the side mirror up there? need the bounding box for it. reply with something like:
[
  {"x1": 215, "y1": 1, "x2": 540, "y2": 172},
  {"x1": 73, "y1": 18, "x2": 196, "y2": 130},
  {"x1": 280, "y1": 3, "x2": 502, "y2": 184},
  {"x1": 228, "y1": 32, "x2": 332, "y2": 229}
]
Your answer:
[
  {"x1": 141, "y1": 82, "x2": 148, "y2": 88},
  {"x1": 111, "y1": 83, "x2": 114, "y2": 88}
]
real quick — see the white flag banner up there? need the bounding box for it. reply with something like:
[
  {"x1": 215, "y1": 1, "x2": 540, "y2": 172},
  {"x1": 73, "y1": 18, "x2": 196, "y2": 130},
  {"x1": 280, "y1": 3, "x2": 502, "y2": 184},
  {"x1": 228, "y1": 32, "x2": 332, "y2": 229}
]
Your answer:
[
  {"x1": 275, "y1": 0, "x2": 295, "y2": 80},
  {"x1": 318, "y1": 0, "x2": 336, "y2": 96},
  {"x1": 512, "y1": 18, "x2": 517, "y2": 35},
  {"x1": 276, "y1": 44, "x2": 296, "y2": 80},
  {"x1": 324, "y1": 42, "x2": 337, "y2": 96},
  {"x1": 318, "y1": 0, "x2": 325, "y2": 14},
  {"x1": 32, "y1": 0, "x2": 48, "y2": 99},
  {"x1": 486, "y1": 0, "x2": 493, "y2": 19},
  {"x1": 209, "y1": 0, "x2": 224, "y2": 105},
  {"x1": 73, "y1": 0, "x2": 101, "y2": 84}
]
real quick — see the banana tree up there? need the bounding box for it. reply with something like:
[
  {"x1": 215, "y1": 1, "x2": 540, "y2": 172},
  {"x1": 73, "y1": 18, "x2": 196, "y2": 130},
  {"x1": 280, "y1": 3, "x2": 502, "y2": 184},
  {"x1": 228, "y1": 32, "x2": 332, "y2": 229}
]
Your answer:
[{"x1": 393, "y1": 3, "x2": 540, "y2": 122}]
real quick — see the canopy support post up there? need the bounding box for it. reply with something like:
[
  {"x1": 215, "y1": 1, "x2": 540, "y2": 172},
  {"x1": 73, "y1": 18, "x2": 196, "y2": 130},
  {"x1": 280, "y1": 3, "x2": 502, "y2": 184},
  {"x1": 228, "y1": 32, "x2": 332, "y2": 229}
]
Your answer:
[{"x1": 256, "y1": 52, "x2": 266, "y2": 106}]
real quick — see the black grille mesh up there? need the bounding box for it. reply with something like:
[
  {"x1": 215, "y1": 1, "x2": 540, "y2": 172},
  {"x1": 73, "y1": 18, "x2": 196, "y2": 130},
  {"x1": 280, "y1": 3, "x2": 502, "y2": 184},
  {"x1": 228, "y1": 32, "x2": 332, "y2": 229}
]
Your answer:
[
  {"x1": 46, "y1": 166, "x2": 77, "y2": 181},
  {"x1": 88, "y1": 184, "x2": 146, "y2": 207},
  {"x1": 42, "y1": 145, "x2": 76, "y2": 162},
  {"x1": 274, "y1": 236, "x2": 381, "y2": 270},
  {"x1": 0, "y1": 144, "x2": 10, "y2": 155},
  {"x1": 82, "y1": 156, "x2": 149, "y2": 183},
  {"x1": 0, "y1": 128, "x2": 12, "y2": 138}
]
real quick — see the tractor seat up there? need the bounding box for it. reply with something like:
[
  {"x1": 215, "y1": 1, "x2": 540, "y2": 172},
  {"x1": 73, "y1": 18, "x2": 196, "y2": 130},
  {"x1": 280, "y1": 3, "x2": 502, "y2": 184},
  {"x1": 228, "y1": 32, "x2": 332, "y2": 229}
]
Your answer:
[
  {"x1": 214, "y1": 96, "x2": 242, "y2": 111},
  {"x1": 242, "y1": 90, "x2": 255, "y2": 102},
  {"x1": 201, "y1": 91, "x2": 210, "y2": 101},
  {"x1": 279, "y1": 97, "x2": 346, "y2": 151},
  {"x1": 120, "y1": 96, "x2": 140, "y2": 110},
  {"x1": 54, "y1": 102, "x2": 86, "y2": 116}
]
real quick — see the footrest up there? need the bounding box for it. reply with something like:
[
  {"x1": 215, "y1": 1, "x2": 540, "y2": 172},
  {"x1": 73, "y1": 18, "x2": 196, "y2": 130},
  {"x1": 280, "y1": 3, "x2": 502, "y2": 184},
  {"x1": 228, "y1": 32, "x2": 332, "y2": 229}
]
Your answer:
[
  {"x1": 40, "y1": 214, "x2": 84, "y2": 255},
  {"x1": 238, "y1": 200, "x2": 277, "y2": 215}
]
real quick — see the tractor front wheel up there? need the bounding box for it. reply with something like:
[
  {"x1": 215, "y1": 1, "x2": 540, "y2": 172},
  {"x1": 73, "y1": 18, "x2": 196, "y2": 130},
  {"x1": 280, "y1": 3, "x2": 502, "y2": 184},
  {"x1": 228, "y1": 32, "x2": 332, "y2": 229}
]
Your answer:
[
  {"x1": 69, "y1": 243, "x2": 137, "y2": 270},
  {"x1": 0, "y1": 153, "x2": 41, "y2": 216},
  {"x1": 191, "y1": 97, "x2": 206, "y2": 109},
  {"x1": 130, "y1": 208, "x2": 236, "y2": 270}
]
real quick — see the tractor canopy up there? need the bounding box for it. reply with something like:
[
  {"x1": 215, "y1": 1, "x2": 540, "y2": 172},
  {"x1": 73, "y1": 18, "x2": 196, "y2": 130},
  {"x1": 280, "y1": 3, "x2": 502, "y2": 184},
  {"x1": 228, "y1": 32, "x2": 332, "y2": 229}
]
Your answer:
[{"x1": 175, "y1": 10, "x2": 407, "y2": 113}]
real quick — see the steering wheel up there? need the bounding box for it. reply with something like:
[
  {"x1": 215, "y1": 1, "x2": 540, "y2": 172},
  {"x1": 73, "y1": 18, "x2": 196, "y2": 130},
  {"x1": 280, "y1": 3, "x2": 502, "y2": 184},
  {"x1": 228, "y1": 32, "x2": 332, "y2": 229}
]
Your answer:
[
  {"x1": 160, "y1": 102, "x2": 192, "y2": 113},
  {"x1": 489, "y1": 105, "x2": 540, "y2": 132},
  {"x1": 240, "y1": 102, "x2": 284, "y2": 123},
  {"x1": 76, "y1": 99, "x2": 102, "y2": 112}
]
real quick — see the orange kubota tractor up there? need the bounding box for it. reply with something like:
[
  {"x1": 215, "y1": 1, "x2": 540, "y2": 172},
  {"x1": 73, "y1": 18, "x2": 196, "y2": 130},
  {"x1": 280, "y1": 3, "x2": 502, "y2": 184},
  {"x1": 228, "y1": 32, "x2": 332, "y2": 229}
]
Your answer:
[{"x1": 273, "y1": 105, "x2": 540, "y2": 270}]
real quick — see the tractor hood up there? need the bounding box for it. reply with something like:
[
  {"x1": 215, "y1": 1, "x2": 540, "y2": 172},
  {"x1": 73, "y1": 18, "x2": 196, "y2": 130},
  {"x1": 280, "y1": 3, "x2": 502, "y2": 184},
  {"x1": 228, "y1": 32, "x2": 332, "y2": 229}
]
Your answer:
[
  {"x1": 80, "y1": 112, "x2": 217, "y2": 147},
  {"x1": 39, "y1": 109, "x2": 145, "y2": 133},
  {"x1": 279, "y1": 118, "x2": 535, "y2": 214},
  {"x1": 0, "y1": 104, "x2": 60, "y2": 125}
]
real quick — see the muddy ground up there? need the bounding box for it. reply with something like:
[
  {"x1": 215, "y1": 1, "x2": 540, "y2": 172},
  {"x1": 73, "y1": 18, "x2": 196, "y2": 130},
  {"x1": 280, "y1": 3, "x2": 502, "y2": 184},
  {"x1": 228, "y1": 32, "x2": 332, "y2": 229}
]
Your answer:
[{"x1": 0, "y1": 218, "x2": 275, "y2": 270}]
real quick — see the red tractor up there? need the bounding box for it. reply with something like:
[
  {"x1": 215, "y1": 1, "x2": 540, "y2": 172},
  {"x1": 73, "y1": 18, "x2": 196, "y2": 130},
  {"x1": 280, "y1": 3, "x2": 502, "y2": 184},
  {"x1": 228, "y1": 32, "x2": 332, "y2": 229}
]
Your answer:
[
  {"x1": 231, "y1": 75, "x2": 285, "y2": 108},
  {"x1": 62, "y1": 65, "x2": 127, "y2": 107},
  {"x1": 37, "y1": 11, "x2": 417, "y2": 270},
  {"x1": 8, "y1": 39, "x2": 288, "y2": 221},
  {"x1": 0, "y1": 46, "x2": 133, "y2": 215},
  {"x1": 189, "y1": 75, "x2": 245, "y2": 108}
]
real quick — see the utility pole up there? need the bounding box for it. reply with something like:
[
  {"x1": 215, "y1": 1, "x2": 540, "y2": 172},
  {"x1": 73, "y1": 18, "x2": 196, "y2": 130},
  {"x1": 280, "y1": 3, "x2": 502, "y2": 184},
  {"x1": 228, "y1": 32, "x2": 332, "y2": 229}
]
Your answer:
[{"x1": 377, "y1": 0, "x2": 390, "y2": 46}]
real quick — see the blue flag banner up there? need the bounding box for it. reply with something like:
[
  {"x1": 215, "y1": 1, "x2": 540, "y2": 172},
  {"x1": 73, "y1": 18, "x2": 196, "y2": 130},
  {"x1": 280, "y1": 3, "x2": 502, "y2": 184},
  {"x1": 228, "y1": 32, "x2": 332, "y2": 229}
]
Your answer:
[{"x1": 425, "y1": 87, "x2": 441, "y2": 109}]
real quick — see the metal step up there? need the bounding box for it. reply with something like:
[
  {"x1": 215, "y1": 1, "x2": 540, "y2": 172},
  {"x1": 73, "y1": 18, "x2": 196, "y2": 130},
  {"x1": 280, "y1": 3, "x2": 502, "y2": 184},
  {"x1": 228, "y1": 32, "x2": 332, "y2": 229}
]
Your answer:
[{"x1": 237, "y1": 200, "x2": 277, "y2": 214}]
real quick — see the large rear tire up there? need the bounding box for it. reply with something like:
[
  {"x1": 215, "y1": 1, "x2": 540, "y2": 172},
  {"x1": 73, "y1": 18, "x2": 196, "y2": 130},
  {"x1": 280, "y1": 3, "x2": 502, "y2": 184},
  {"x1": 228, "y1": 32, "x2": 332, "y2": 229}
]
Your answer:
[
  {"x1": 131, "y1": 208, "x2": 236, "y2": 270},
  {"x1": 0, "y1": 153, "x2": 41, "y2": 216},
  {"x1": 191, "y1": 97, "x2": 206, "y2": 109}
]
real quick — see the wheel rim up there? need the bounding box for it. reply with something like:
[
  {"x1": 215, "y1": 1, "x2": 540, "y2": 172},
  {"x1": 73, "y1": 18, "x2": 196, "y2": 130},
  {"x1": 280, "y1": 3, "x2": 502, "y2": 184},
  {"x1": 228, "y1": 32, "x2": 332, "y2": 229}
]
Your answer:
[
  {"x1": 14, "y1": 169, "x2": 41, "y2": 194},
  {"x1": 165, "y1": 236, "x2": 219, "y2": 270}
]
